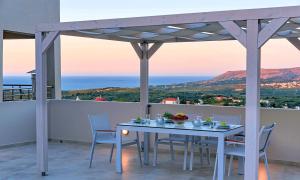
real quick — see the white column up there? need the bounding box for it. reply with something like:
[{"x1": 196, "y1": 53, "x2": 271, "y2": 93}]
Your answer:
[
  {"x1": 54, "y1": 37, "x2": 61, "y2": 99},
  {"x1": 140, "y1": 42, "x2": 149, "y2": 114},
  {"x1": 245, "y1": 19, "x2": 261, "y2": 180},
  {"x1": 35, "y1": 32, "x2": 48, "y2": 176},
  {"x1": 140, "y1": 42, "x2": 150, "y2": 165},
  {"x1": 0, "y1": 29, "x2": 3, "y2": 102}
]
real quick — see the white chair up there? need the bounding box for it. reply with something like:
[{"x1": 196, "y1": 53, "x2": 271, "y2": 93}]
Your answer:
[
  {"x1": 88, "y1": 114, "x2": 142, "y2": 168},
  {"x1": 213, "y1": 123, "x2": 276, "y2": 180},
  {"x1": 189, "y1": 115, "x2": 242, "y2": 170},
  {"x1": 153, "y1": 133, "x2": 190, "y2": 170}
]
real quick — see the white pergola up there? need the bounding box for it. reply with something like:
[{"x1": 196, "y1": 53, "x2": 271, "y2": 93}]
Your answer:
[{"x1": 35, "y1": 6, "x2": 300, "y2": 179}]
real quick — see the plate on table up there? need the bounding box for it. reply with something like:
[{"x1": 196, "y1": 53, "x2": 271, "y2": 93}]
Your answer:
[
  {"x1": 164, "y1": 119, "x2": 174, "y2": 123},
  {"x1": 202, "y1": 121, "x2": 213, "y2": 126},
  {"x1": 216, "y1": 125, "x2": 230, "y2": 129}
]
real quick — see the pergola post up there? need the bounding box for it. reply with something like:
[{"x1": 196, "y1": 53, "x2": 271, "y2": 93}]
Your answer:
[
  {"x1": 245, "y1": 19, "x2": 261, "y2": 180},
  {"x1": 35, "y1": 31, "x2": 48, "y2": 176},
  {"x1": 140, "y1": 42, "x2": 149, "y2": 115},
  {"x1": 0, "y1": 28, "x2": 3, "y2": 102},
  {"x1": 131, "y1": 41, "x2": 162, "y2": 165},
  {"x1": 219, "y1": 18, "x2": 288, "y2": 179},
  {"x1": 36, "y1": 30, "x2": 60, "y2": 176}
]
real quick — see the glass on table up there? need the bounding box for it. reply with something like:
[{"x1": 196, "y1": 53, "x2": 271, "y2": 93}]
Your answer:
[
  {"x1": 156, "y1": 113, "x2": 164, "y2": 125},
  {"x1": 144, "y1": 114, "x2": 151, "y2": 124}
]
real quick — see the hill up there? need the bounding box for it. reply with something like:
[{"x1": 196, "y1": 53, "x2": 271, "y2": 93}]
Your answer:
[{"x1": 210, "y1": 67, "x2": 300, "y2": 83}]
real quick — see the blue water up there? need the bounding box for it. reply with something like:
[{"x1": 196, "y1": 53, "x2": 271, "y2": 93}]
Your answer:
[{"x1": 3, "y1": 76, "x2": 212, "y2": 90}]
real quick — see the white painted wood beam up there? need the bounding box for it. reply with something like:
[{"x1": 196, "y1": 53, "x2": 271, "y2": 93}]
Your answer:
[
  {"x1": 131, "y1": 42, "x2": 142, "y2": 59},
  {"x1": 35, "y1": 32, "x2": 48, "y2": 175},
  {"x1": 140, "y1": 42, "x2": 149, "y2": 114},
  {"x1": 245, "y1": 19, "x2": 261, "y2": 180},
  {"x1": 0, "y1": 29, "x2": 3, "y2": 102},
  {"x1": 148, "y1": 43, "x2": 163, "y2": 59},
  {"x1": 288, "y1": 37, "x2": 300, "y2": 51},
  {"x1": 219, "y1": 21, "x2": 246, "y2": 47},
  {"x1": 42, "y1": 31, "x2": 60, "y2": 53},
  {"x1": 258, "y1": 17, "x2": 289, "y2": 48},
  {"x1": 37, "y1": 6, "x2": 300, "y2": 32}
]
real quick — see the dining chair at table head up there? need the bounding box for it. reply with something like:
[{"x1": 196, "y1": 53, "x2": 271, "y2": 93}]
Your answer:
[
  {"x1": 88, "y1": 114, "x2": 111, "y2": 134},
  {"x1": 88, "y1": 114, "x2": 142, "y2": 168}
]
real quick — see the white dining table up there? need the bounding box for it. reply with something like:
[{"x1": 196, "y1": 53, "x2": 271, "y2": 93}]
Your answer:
[{"x1": 115, "y1": 120, "x2": 244, "y2": 180}]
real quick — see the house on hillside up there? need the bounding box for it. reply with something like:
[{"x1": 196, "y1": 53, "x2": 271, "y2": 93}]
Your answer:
[{"x1": 161, "y1": 97, "x2": 180, "y2": 104}]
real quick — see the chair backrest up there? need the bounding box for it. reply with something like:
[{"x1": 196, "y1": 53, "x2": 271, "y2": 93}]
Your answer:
[
  {"x1": 213, "y1": 114, "x2": 242, "y2": 125},
  {"x1": 88, "y1": 114, "x2": 111, "y2": 135},
  {"x1": 259, "y1": 123, "x2": 276, "y2": 152}
]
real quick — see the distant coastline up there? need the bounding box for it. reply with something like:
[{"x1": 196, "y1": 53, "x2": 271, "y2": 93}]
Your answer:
[{"x1": 3, "y1": 76, "x2": 212, "y2": 91}]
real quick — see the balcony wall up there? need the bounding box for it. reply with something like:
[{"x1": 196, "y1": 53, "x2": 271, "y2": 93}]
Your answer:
[
  {"x1": 48, "y1": 100, "x2": 300, "y2": 163},
  {"x1": 0, "y1": 101, "x2": 35, "y2": 146},
  {"x1": 48, "y1": 100, "x2": 143, "y2": 142}
]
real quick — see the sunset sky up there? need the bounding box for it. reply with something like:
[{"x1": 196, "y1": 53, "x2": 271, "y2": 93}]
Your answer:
[{"x1": 3, "y1": 0, "x2": 300, "y2": 76}]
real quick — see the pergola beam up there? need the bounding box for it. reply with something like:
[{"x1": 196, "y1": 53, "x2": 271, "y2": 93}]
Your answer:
[
  {"x1": 130, "y1": 42, "x2": 142, "y2": 59},
  {"x1": 37, "y1": 6, "x2": 300, "y2": 32},
  {"x1": 42, "y1": 31, "x2": 60, "y2": 53},
  {"x1": 219, "y1": 21, "x2": 246, "y2": 47},
  {"x1": 258, "y1": 17, "x2": 289, "y2": 48},
  {"x1": 148, "y1": 43, "x2": 163, "y2": 59},
  {"x1": 288, "y1": 37, "x2": 300, "y2": 51}
]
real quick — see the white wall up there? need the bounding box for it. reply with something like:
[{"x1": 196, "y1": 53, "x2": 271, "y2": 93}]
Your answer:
[
  {"x1": 0, "y1": 101, "x2": 36, "y2": 146},
  {"x1": 48, "y1": 100, "x2": 300, "y2": 163},
  {"x1": 0, "y1": 0, "x2": 60, "y2": 34},
  {"x1": 48, "y1": 100, "x2": 143, "y2": 142}
]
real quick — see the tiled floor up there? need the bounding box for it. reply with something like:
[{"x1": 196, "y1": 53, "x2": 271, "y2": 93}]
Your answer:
[{"x1": 1, "y1": 142, "x2": 300, "y2": 180}]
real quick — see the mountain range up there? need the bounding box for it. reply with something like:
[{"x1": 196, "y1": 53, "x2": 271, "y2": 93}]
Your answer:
[{"x1": 177, "y1": 67, "x2": 300, "y2": 89}]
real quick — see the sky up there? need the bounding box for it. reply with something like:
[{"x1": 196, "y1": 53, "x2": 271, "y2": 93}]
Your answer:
[{"x1": 3, "y1": 0, "x2": 300, "y2": 76}]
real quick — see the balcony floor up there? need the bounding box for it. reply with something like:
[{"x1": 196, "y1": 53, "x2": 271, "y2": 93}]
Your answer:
[{"x1": 1, "y1": 142, "x2": 300, "y2": 180}]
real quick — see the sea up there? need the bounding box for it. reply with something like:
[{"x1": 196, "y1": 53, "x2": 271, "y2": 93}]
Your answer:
[{"x1": 3, "y1": 76, "x2": 212, "y2": 91}]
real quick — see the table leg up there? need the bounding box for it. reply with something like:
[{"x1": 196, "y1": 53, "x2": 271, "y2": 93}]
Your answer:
[
  {"x1": 217, "y1": 135, "x2": 225, "y2": 180},
  {"x1": 116, "y1": 127, "x2": 122, "y2": 173},
  {"x1": 238, "y1": 157, "x2": 244, "y2": 175},
  {"x1": 144, "y1": 132, "x2": 150, "y2": 165}
]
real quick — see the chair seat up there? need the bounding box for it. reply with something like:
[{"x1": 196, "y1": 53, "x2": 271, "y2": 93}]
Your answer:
[
  {"x1": 225, "y1": 145, "x2": 245, "y2": 157},
  {"x1": 96, "y1": 137, "x2": 137, "y2": 145}
]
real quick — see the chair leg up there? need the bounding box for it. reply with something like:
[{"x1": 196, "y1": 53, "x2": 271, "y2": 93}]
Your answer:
[
  {"x1": 228, "y1": 155, "x2": 233, "y2": 176},
  {"x1": 263, "y1": 153, "x2": 271, "y2": 180},
  {"x1": 199, "y1": 146, "x2": 204, "y2": 166},
  {"x1": 89, "y1": 140, "x2": 96, "y2": 168},
  {"x1": 206, "y1": 146, "x2": 211, "y2": 166},
  {"x1": 109, "y1": 144, "x2": 114, "y2": 163},
  {"x1": 136, "y1": 132, "x2": 143, "y2": 167},
  {"x1": 213, "y1": 155, "x2": 217, "y2": 180},
  {"x1": 170, "y1": 140, "x2": 175, "y2": 160},
  {"x1": 153, "y1": 133, "x2": 158, "y2": 167},
  {"x1": 183, "y1": 136, "x2": 189, "y2": 170},
  {"x1": 189, "y1": 136, "x2": 195, "y2": 171}
]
